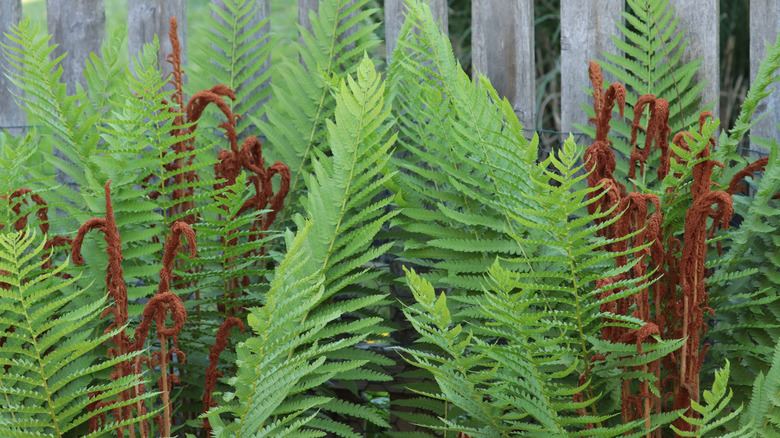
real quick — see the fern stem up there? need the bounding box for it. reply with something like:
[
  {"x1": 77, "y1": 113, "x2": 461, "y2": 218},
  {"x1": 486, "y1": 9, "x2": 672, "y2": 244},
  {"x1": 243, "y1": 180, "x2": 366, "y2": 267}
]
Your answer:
[{"x1": 159, "y1": 333, "x2": 172, "y2": 438}]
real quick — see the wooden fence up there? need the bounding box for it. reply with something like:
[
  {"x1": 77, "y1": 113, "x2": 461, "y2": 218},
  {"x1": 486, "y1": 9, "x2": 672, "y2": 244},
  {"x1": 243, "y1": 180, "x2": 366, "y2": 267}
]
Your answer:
[{"x1": 1, "y1": 0, "x2": 779, "y2": 154}]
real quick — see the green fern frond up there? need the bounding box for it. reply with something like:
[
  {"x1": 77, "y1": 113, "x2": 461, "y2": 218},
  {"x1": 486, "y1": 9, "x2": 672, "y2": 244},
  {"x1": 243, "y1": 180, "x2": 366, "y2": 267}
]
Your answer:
[
  {"x1": 1, "y1": 17, "x2": 104, "y2": 214},
  {"x1": 577, "y1": 0, "x2": 712, "y2": 183},
  {"x1": 385, "y1": 0, "x2": 540, "y2": 294},
  {"x1": 0, "y1": 229, "x2": 156, "y2": 437},
  {"x1": 672, "y1": 361, "x2": 749, "y2": 438},
  {"x1": 187, "y1": 0, "x2": 273, "y2": 140},
  {"x1": 82, "y1": 24, "x2": 128, "y2": 125},
  {"x1": 256, "y1": 0, "x2": 381, "y2": 219},
  {"x1": 208, "y1": 56, "x2": 395, "y2": 437}
]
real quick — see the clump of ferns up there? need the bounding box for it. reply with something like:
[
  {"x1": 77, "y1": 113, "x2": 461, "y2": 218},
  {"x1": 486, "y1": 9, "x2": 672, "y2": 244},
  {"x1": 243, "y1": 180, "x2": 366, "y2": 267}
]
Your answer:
[
  {"x1": 68, "y1": 181, "x2": 248, "y2": 437},
  {"x1": 100, "y1": 17, "x2": 290, "y2": 435},
  {"x1": 581, "y1": 62, "x2": 778, "y2": 434},
  {"x1": 139, "y1": 18, "x2": 290, "y2": 319},
  {"x1": 0, "y1": 189, "x2": 71, "y2": 353}
]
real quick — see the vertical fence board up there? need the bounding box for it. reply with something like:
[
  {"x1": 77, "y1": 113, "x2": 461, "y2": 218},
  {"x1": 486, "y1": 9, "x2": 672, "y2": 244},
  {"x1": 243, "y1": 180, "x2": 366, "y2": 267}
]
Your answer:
[
  {"x1": 749, "y1": 0, "x2": 778, "y2": 157},
  {"x1": 297, "y1": 0, "x2": 320, "y2": 34},
  {"x1": 127, "y1": 0, "x2": 186, "y2": 81},
  {"x1": 385, "y1": 0, "x2": 448, "y2": 61},
  {"x1": 0, "y1": 0, "x2": 25, "y2": 128},
  {"x1": 675, "y1": 0, "x2": 719, "y2": 118},
  {"x1": 560, "y1": 0, "x2": 624, "y2": 134},
  {"x1": 211, "y1": 0, "x2": 271, "y2": 119},
  {"x1": 472, "y1": 0, "x2": 535, "y2": 131},
  {"x1": 46, "y1": 0, "x2": 105, "y2": 95}
]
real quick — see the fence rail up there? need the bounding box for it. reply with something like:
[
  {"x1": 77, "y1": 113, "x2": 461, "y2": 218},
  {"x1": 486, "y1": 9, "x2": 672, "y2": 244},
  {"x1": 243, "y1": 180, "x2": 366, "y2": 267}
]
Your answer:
[{"x1": 1, "y1": 0, "x2": 778, "y2": 155}]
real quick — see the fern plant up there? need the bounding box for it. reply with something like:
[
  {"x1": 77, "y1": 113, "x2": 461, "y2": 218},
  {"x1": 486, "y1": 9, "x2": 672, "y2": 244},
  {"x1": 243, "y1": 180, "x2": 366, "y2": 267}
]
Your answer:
[
  {"x1": 257, "y1": 0, "x2": 381, "y2": 221},
  {"x1": 576, "y1": 0, "x2": 713, "y2": 183},
  {"x1": 402, "y1": 137, "x2": 683, "y2": 436},
  {"x1": 204, "y1": 55, "x2": 396, "y2": 437},
  {"x1": 385, "y1": 0, "x2": 539, "y2": 293},
  {"x1": 0, "y1": 229, "x2": 157, "y2": 437}
]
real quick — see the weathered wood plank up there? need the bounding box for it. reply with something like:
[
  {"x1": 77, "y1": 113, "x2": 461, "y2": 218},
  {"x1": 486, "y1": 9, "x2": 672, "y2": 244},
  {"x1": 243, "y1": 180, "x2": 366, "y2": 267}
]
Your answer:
[
  {"x1": 0, "y1": 0, "x2": 25, "y2": 129},
  {"x1": 472, "y1": 0, "x2": 535, "y2": 131},
  {"x1": 46, "y1": 0, "x2": 105, "y2": 95},
  {"x1": 127, "y1": 0, "x2": 186, "y2": 80},
  {"x1": 210, "y1": 0, "x2": 271, "y2": 119},
  {"x1": 749, "y1": 0, "x2": 778, "y2": 157},
  {"x1": 675, "y1": 0, "x2": 719, "y2": 118},
  {"x1": 560, "y1": 0, "x2": 624, "y2": 134},
  {"x1": 297, "y1": 0, "x2": 320, "y2": 34},
  {"x1": 385, "y1": 0, "x2": 448, "y2": 61}
]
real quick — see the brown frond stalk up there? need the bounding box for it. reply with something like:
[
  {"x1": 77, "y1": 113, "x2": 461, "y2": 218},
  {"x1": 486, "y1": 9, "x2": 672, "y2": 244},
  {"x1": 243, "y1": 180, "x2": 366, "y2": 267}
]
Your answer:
[{"x1": 201, "y1": 317, "x2": 245, "y2": 435}]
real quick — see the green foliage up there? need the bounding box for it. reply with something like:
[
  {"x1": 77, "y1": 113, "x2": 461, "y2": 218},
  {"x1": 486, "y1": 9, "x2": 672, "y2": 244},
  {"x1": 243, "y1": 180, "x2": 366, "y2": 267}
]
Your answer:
[
  {"x1": 402, "y1": 137, "x2": 682, "y2": 436},
  {"x1": 741, "y1": 341, "x2": 780, "y2": 435},
  {"x1": 671, "y1": 362, "x2": 748, "y2": 438},
  {"x1": 0, "y1": 229, "x2": 156, "y2": 437},
  {"x1": 577, "y1": 0, "x2": 712, "y2": 182},
  {"x1": 3, "y1": 0, "x2": 780, "y2": 436},
  {"x1": 257, "y1": 0, "x2": 381, "y2": 219},
  {"x1": 385, "y1": 0, "x2": 539, "y2": 293},
  {"x1": 187, "y1": 0, "x2": 273, "y2": 139},
  {"x1": 206, "y1": 56, "x2": 396, "y2": 437}
]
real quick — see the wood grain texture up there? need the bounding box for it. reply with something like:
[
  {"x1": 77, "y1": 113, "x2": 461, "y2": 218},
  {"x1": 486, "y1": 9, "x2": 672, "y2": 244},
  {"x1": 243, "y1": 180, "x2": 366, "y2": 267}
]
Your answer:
[
  {"x1": 0, "y1": 0, "x2": 25, "y2": 128},
  {"x1": 385, "y1": 0, "x2": 448, "y2": 61},
  {"x1": 127, "y1": 0, "x2": 186, "y2": 81},
  {"x1": 46, "y1": 0, "x2": 105, "y2": 95},
  {"x1": 560, "y1": 0, "x2": 624, "y2": 134},
  {"x1": 675, "y1": 0, "x2": 719, "y2": 118},
  {"x1": 749, "y1": 0, "x2": 778, "y2": 157},
  {"x1": 210, "y1": 0, "x2": 271, "y2": 119},
  {"x1": 472, "y1": 0, "x2": 535, "y2": 131}
]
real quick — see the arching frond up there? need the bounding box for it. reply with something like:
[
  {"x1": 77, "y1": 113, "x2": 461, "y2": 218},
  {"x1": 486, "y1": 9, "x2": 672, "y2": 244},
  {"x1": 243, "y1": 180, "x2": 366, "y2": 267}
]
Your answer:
[{"x1": 0, "y1": 229, "x2": 156, "y2": 437}]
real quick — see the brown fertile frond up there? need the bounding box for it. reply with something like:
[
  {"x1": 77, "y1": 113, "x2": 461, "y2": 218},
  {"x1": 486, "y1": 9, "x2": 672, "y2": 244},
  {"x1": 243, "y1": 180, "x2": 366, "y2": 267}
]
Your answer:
[
  {"x1": 630, "y1": 94, "x2": 657, "y2": 146},
  {"x1": 132, "y1": 292, "x2": 187, "y2": 352},
  {"x1": 596, "y1": 83, "x2": 626, "y2": 142},
  {"x1": 629, "y1": 97, "x2": 670, "y2": 181},
  {"x1": 588, "y1": 61, "x2": 626, "y2": 142},
  {"x1": 71, "y1": 180, "x2": 129, "y2": 331},
  {"x1": 727, "y1": 156, "x2": 769, "y2": 195},
  {"x1": 201, "y1": 317, "x2": 246, "y2": 434},
  {"x1": 677, "y1": 190, "x2": 733, "y2": 406},
  {"x1": 1, "y1": 188, "x2": 49, "y2": 233},
  {"x1": 166, "y1": 16, "x2": 185, "y2": 115},
  {"x1": 159, "y1": 221, "x2": 197, "y2": 293},
  {"x1": 185, "y1": 86, "x2": 239, "y2": 152},
  {"x1": 589, "y1": 61, "x2": 604, "y2": 124}
]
